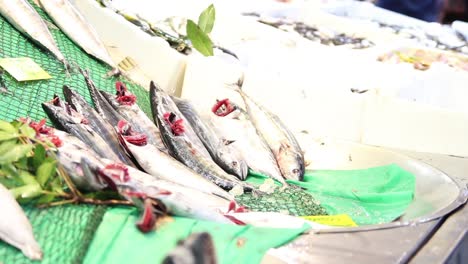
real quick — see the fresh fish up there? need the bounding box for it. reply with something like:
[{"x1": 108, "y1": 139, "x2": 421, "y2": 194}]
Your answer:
[
  {"x1": 150, "y1": 82, "x2": 258, "y2": 194},
  {"x1": 116, "y1": 120, "x2": 233, "y2": 201},
  {"x1": 38, "y1": 0, "x2": 119, "y2": 74},
  {"x1": 172, "y1": 96, "x2": 248, "y2": 180},
  {"x1": 62, "y1": 85, "x2": 136, "y2": 166},
  {"x1": 162, "y1": 232, "x2": 218, "y2": 264},
  {"x1": 0, "y1": 183, "x2": 42, "y2": 260},
  {"x1": 99, "y1": 81, "x2": 167, "y2": 153},
  {"x1": 232, "y1": 78, "x2": 305, "y2": 181},
  {"x1": 225, "y1": 211, "x2": 329, "y2": 229},
  {"x1": 211, "y1": 99, "x2": 287, "y2": 186},
  {"x1": 42, "y1": 95, "x2": 124, "y2": 163},
  {"x1": 0, "y1": 0, "x2": 68, "y2": 68}
]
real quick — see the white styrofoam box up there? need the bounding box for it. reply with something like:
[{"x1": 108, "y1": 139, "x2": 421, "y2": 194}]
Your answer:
[
  {"x1": 72, "y1": 0, "x2": 186, "y2": 94},
  {"x1": 362, "y1": 92, "x2": 468, "y2": 157}
]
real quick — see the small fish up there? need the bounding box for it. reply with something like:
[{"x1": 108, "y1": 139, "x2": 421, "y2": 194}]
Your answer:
[
  {"x1": 0, "y1": 0, "x2": 68, "y2": 69},
  {"x1": 99, "y1": 81, "x2": 167, "y2": 153},
  {"x1": 116, "y1": 120, "x2": 233, "y2": 201},
  {"x1": 150, "y1": 82, "x2": 258, "y2": 194},
  {"x1": 42, "y1": 95, "x2": 123, "y2": 163},
  {"x1": 38, "y1": 0, "x2": 119, "y2": 75},
  {"x1": 211, "y1": 99, "x2": 287, "y2": 186},
  {"x1": 62, "y1": 85, "x2": 137, "y2": 166},
  {"x1": 232, "y1": 77, "x2": 305, "y2": 181},
  {"x1": 172, "y1": 96, "x2": 248, "y2": 180},
  {"x1": 0, "y1": 183, "x2": 42, "y2": 260},
  {"x1": 162, "y1": 232, "x2": 218, "y2": 264}
]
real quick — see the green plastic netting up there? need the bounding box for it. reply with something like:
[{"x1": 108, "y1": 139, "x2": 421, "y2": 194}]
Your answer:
[{"x1": 0, "y1": 204, "x2": 106, "y2": 264}]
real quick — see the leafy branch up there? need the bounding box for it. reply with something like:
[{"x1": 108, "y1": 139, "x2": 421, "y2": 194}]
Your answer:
[{"x1": 186, "y1": 4, "x2": 216, "y2": 56}]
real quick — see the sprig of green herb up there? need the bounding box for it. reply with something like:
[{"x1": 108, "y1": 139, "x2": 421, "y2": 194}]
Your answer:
[{"x1": 186, "y1": 4, "x2": 216, "y2": 56}]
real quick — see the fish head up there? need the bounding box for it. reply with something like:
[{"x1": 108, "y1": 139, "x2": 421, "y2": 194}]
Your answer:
[
  {"x1": 115, "y1": 82, "x2": 137, "y2": 106},
  {"x1": 278, "y1": 145, "x2": 305, "y2": 181},
  {"x1": 42, "y1": 95, "x2": 89, "y2": 129},
  {"x1": 217, "y1": 139, "x2": 249, "y2": 180}
]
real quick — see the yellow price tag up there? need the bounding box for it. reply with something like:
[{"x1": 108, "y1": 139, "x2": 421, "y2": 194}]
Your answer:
[
  {"x1": 301, "y1": 214, "x2": 358, "y2": 227},
  {"x1": 0, "y1": 57, "x2": 51, "y2": 81}
]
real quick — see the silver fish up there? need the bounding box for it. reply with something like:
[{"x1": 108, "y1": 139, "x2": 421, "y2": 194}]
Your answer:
[
  {"x1": 99, "y1": 81, "x2": 167, "y2": 153},
  {"x1": 0, "y1": 183, "x2": 42, "y2": 260},
  {"x1": 211, "y1": 100, "x2": 287, "y2": 186},
  {"x1": 0, "y1": 0, "x2": 68, "y2": 68},
  {"x1": 38, "y1": 0, "x2": 118, "y2": 73},
  {"x1": 116, "y1": 120, "x2": 233, "y2": 201},
  {"x1": 173, "y1": 96, "x2": 248, "y2": 180},
  {"x1": 233, "y1": 78, "x2": 305, "y2": 181}
]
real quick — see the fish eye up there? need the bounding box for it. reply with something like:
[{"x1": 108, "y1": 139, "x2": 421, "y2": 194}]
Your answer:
[
  {"x1": 292, "y1": 168, "x2": 300, "y2": 174},
  {"x1": 232, "y1": 161, "x2": 238, "y2": 167}
]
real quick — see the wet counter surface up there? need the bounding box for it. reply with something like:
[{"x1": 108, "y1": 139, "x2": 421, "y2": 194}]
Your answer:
[{"x1": 262, "y1": 149, "x2": 468, "y2": 264}]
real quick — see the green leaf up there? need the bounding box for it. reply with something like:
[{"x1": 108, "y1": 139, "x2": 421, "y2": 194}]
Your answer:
[
  {"x1": 19, "y1": 124, "x2": 37, "y2": 139},
  {"x1": 186, "y1": 20, "x2": 214, "y2": 56},
  {"x1": 0, "y1": 120, "x2": 17, "y2": 133},
  {"x1": 36, "y1": 162, "x2": 56, "y2": 187},
  {"x1": 1, "y1": 163, "x2": 19, "y2": 178},
  {"x1": 33, "y1": 144, "x2": 46, "y2": 170},
  {"x1": 0, "y1": 140, "x2": 19, "y2": 156},
  {"x1": 36, "y1": 193, "x2": 57, "y2": 204},
  {"x1": 10, "y1": 183, "x2": 42, "y2": 199},
  {"x1": 198, "y1": 4, "x2": 215, "y2": 34},
  {"x1": 0, "y1": 144, "x2": 33, "y2": 164},
  {"x1": 19, "y1": 170, "x2": 39, "y2": 185},
  {"x1": 0, "y1": 131, "x2": 19, "y2": 141},
  {"x1": 50, "y1": 176, "x2": 65, "y2": 194},
  {"x1": 16, "y1": 157, "x2": 29, "y2": 170}
]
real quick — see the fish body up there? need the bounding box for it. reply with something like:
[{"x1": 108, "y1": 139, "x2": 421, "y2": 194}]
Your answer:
[
  {"x1": 163, "y1": 233, "x2": 217, "y2": 264},
  {"x1": 210, "y1": 107, "x2": 287, "y2": 186},
  {"x1": 42, "y1": 96, "x2": 123, "y2": 163},
  {"x1": 0, "y1": 183, "x2": 42, "y2": 260},
  {"x1": 173, "y1": 97, "x2": 248, "y2": 180},
  {"x1": 0, "y1": 0, "x2": 67, "y2": 67},
  {"x1": 116, "y1": 123, "x2": 233, "y2": 201},
  {"x1": 99, "y1": 82, "x2": 167, "y2": 153},
  {"x1": 38, "y1": 0, "x2": 117, "y2": 71},
  {"x1": 150, "y1": 82, "x2": 257, "y2": 193},
  {"x1": 62, "y1": 86, "x2": 136, "y2": 166},
  {"x1": 234, "y1": 83, "x2": 305, "y2": 181}
]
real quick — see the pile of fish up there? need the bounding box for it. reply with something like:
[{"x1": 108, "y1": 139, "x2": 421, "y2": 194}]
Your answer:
[
  {"x1": 0, "y1": 0, "x2": 118, "y2": 74},
  {"x1": 244, "y1": 13, "x2": 374, "y2": 49}
]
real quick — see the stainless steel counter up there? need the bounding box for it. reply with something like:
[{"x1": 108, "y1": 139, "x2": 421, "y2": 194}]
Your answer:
[{"x1": 262, "y1": 149, "x2": 468, "y2": 264}]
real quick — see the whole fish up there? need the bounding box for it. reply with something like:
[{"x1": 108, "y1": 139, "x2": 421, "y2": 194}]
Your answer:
[
  {"x1": 149, "y1": 81, "x2": 211, "y2": 159},
  {"x1": 172, "y1": 96, "x2": 248, "y2": 180},
  {"x1": 0, "y1": 0, "x2": 68, "y2": 68},
  {"x1": 98, "y1": 81, "x2": 167, "y2": 153},
  {"x1": 211, "y1": 99, "x2": 287, "y2": 186},
  {"x1": 42, "y1": 95, "x2": 123, "y2": 163},
  {"x1": 116, "y1": 120, "x2": 233, "y2": 201},
  {"x1": 62, "y1": 85, "x2": 136, "y2": 166},
  {"x1": 232, "y1": 78, "x2": 305, "y2": 181},
  {"x1": 38, "y1": 0, "x2": 119, "y2": 74},
  {"x1": 0, "y1": 183, "x2": 42, "y2": 260},
  {"x1": 163, "y1": 233, "x2": 217, "y2": 264},
  {"x1": 150, "y1": 82, "x2": 258, "y2": 194}
]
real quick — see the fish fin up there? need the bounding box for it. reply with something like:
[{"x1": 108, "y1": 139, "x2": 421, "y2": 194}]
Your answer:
[
  {"x1": 224, "y1": 215, "x2": 246, "y2": 225},
  {"x1": 221, "y1": 139, "x2": 236, "y2": 146},
  {"x1": 136, "y1": 198, "x2": 157, "y2": 233}
]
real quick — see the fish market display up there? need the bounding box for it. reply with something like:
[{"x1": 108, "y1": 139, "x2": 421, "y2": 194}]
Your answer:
[
  {"x1": 150, "y1": 82, "x2": 258, "y2": 193},
  {"x1": 172, "y1": 96, "x2": 248, "y2": 180},
  {"x1": 0, "y1": 183, "x2": 42, "y2": 260},
  {"x1": 0, "y1": 0, "x2": 68, "y2": 68},
  {"x1": 38, "y1": 0, "x2": 119, "y2": 74},
  {"x1": 211, "y1": 100, "x2": 287, "y2": 186},
  {"x1": 378, "y1": 48, "x2": 468, "y2": 72},
  {"x1": 244, "y1": 13, "x2": 374, "y2": 49},
  {"x1": 162, "y1": 232, "x2": 218, "y2": 264},
  {"x1": 230, "y1": 78, "x2": 305, "y2": 181}
]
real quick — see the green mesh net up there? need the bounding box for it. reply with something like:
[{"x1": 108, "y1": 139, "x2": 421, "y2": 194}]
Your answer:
[
  {"x1": 0, "y1": 204, "x2": 107, "y2": 264},
  {"x1": 0, "y1": 1, "x2": 327, "y2": 262}
]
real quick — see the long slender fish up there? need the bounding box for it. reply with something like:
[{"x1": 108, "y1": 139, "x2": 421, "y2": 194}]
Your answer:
[
  {"x1": 0, "y1": 183, "x2": 42, "y2": 260},
  {"x1": 99, "y1": 81, "x2": 167, "y2": 153},
  {"x1": 150, "y1": 82, "x2": 258, "y2": 194},
  {"x1": 38, "y1": 0, "x2": 118, "y2": 74},
  {"x1": 211, "y1": 100, "x2": 287, "y2": 186},
  {"x1": 233, "y1": 77, "x2": 305, "y2": 181},
  {"x1": 62, "y1": 86, "x2": 136, "y2": 166},
  {"x1": 116, "y1": 120, "x2": 234, "y2": 201},
  {"x1": 0, "y1": 0, "x2": 68, "y2": 68},
  {"x1": 42, "y1": 95, "x2": 124, "y2": 163},
  {"x1": 172, "y1": 96, "x2": 248, "y2": 180}
]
